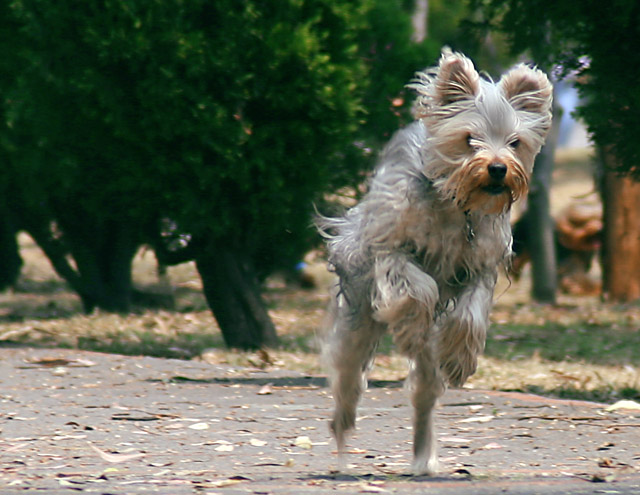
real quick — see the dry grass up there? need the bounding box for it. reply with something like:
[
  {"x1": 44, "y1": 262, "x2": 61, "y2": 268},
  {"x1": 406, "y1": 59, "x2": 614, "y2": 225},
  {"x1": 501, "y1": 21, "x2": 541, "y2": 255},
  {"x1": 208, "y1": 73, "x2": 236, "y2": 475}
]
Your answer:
[{"x1": 2, "y1": 148, "x2": 639, "y2": 403}]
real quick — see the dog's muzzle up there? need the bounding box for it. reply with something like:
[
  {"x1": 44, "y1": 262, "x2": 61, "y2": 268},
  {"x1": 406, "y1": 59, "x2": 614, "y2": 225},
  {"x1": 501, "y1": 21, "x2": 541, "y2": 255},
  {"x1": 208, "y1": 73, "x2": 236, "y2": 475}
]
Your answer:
[{"x1": 483, "y1": 163, "x2": 508, "y2": 195}]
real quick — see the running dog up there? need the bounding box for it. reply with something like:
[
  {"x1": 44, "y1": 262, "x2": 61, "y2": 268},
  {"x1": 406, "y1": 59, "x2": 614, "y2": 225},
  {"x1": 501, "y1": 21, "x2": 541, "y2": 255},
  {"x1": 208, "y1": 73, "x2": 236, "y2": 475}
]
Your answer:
[{"x1": 318, "y1": 49, "x2": 552, "y2": 474}]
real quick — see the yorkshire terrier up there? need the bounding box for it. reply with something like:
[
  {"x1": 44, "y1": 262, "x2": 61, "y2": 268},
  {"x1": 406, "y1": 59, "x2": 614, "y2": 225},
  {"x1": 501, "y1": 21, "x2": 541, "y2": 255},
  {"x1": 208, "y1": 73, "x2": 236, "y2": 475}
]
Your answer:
[{"x1": 318, "y1": 49, "x2": 553, "y2": 475}]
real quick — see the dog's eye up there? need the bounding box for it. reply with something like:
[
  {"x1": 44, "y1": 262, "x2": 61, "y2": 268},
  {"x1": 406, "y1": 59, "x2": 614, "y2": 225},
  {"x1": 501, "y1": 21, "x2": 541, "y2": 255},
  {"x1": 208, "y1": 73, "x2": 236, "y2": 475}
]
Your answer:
[
  {"x1": 509, "y1": 139, "x2": 520, "y2": 149},
  {"x1": 466, "y1": 134, "x2": 475, "y2": 148}
]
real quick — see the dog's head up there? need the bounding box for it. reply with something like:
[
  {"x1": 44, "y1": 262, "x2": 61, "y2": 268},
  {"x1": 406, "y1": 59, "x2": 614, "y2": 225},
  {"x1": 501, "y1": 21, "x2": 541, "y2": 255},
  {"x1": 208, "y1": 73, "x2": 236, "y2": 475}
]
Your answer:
[{"x1": 409, "y1": 49, "x2": 553, "y2": 214}]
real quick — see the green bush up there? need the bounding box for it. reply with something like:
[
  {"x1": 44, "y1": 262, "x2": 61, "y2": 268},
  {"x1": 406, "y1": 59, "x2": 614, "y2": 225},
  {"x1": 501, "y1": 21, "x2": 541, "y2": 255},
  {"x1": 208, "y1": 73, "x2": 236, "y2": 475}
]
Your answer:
[{"x1": 2, "y1": 0, "x2": 442, "y2": 346}]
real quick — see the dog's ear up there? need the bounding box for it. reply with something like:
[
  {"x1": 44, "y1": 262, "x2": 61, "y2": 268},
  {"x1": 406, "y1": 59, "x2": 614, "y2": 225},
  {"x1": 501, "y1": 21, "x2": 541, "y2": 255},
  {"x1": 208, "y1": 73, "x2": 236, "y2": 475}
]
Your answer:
[
  {"x1": 499, "y1": 65, "x2": 553, "y2": 115},
  {"x1": 434, "y1": 49, "x2": 480, "y2": 105}
]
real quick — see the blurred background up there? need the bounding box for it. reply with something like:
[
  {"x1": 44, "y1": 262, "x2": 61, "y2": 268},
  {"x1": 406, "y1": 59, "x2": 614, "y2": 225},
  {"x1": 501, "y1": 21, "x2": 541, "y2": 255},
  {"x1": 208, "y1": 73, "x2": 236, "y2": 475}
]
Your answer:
[{"x1": 0, "y1": 0, "x2": 638, "y2": 402}]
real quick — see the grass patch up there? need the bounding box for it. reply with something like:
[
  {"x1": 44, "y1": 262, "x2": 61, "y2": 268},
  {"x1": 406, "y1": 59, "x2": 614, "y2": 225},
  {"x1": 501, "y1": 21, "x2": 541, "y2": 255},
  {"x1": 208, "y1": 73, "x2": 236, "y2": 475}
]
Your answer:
[{"x1": 487, "y1": 322, "x2": 640, "y2": 366}]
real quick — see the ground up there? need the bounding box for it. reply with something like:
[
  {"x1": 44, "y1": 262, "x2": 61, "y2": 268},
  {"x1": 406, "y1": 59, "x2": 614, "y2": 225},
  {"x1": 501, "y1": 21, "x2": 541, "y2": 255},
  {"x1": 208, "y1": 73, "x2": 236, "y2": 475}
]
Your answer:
[{"x1": 2, "y1": 347, "x2": 640, "y2": 494}]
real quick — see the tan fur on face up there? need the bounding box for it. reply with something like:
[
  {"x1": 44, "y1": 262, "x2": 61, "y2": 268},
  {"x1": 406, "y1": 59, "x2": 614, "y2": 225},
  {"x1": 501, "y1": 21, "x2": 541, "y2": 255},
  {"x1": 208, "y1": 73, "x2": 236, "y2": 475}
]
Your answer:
[{"x1": 443, "y1": 151, "x2": 530, "y2": 214}]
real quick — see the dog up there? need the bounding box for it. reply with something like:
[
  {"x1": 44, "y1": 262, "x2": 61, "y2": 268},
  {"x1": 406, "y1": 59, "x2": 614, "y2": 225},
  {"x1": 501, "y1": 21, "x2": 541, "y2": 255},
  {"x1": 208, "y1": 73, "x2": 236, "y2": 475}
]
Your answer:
[{"x1": 317, "y1": 49, "x2": 553, "y2": 475}]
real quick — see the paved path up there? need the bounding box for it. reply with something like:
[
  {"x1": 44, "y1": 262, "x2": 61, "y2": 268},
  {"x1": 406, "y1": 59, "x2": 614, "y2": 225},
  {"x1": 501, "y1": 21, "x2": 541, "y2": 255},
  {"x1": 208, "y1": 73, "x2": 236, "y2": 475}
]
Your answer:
[{"x1": 1, "y1": 346, "x2": 640, "y2": 494}]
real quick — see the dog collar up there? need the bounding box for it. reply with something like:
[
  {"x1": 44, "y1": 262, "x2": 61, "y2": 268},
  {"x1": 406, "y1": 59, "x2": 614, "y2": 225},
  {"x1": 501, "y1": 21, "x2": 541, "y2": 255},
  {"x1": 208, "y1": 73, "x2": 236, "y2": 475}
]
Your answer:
[{"x1": 463, "y1": 210, "x2": 475, "y2": 243}]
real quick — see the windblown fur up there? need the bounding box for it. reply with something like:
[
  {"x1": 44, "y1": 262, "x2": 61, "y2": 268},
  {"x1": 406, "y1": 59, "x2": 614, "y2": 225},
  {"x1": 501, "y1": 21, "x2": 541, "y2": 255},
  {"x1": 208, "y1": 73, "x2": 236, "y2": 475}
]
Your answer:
[{"x1": 318, "y1": 48, "x2": 553, "y2": 475}]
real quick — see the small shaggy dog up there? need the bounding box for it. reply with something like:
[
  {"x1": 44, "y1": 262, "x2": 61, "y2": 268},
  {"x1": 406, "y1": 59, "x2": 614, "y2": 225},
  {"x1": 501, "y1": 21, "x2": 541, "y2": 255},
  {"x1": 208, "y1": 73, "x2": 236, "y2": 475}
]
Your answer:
[{"x1": 318, "y1": 49, "x2": 553, "y2": 475}]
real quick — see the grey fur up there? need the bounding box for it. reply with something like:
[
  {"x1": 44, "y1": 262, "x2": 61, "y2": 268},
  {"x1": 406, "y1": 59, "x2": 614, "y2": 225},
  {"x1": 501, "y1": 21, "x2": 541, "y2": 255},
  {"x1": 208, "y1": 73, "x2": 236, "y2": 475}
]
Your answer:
[{"x1": 318, "y1": 49, "x2": 552, "y2": 474}]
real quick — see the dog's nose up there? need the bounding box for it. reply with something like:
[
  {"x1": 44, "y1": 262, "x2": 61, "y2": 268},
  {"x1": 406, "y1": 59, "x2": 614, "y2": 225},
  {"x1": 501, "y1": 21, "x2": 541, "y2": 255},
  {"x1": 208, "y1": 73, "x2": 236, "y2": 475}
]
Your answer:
[{"x1": 488, "y1": 162, "x2": 507, "y2": 180}]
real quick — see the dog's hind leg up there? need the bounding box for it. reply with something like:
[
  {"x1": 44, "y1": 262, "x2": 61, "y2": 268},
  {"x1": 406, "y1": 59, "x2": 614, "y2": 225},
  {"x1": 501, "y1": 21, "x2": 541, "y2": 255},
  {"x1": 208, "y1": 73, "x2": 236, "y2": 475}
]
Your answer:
[
  {"x1": 409, "y1": 347, "x2": 445, "y2": 475},
  {"x1": 324, "y1": 302, "x2": 384, "y2": 470}
]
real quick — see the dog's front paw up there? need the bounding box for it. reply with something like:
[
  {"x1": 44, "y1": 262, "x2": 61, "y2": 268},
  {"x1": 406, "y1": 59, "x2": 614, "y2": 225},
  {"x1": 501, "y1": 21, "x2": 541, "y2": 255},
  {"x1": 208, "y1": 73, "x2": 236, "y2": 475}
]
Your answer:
[
  {"x1": 372, "y1": 254, "x2": 439, "y2": 323},
  {"x1": 411, "y1": 455, "x2": 439, "y2": 476}
]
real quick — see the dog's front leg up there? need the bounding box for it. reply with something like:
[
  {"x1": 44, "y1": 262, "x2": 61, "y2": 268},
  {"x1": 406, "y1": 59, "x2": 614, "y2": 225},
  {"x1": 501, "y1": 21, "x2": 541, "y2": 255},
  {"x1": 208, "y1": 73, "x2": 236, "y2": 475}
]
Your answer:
[
  {"x1": 372, "y1": 252, "x2": 439, "y2": 355},
  {"x1": 409, "y1": 347, "x2": 445, "y2": 475},
  {"x1": 437, "y1": 272, "x2": 496, "y2": 387},
  {"x1": 371, "y1": 252, "x2": 444, "y2": 475}
]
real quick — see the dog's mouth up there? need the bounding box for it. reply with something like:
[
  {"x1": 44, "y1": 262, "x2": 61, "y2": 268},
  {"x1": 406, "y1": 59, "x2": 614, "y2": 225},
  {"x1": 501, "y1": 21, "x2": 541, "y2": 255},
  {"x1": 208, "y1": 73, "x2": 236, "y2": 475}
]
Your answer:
[{"x1": 482, "y1": 184, "x2": 508, "y2": 195}]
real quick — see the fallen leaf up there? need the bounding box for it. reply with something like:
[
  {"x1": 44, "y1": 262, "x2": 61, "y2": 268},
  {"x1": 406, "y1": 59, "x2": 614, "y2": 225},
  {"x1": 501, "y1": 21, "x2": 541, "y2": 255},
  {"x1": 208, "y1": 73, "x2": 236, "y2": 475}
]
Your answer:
[
  {"x1": 440, "y1": 436, "x2": 471, "y2": 443},
  {"x1": 188, "y1": 422, "x2": 209, "y2": 430},
  {"x1": 294, "y1": 436, "x2": 312, "y2": 449},
  {"x1": 458, "y1": 415, "x2": 494, "y2": 424},
  {"x1": 207, "y1": 479, "x2": 242, "y2": 488},
  {"x1": 359, "y1": 482, "x2": 389, "y2": 493},
  {"x1": 87, "y1": 443, "x2": 145, "y2": 463},
  {"x1": 26, "y1": 358, "x2": 73, "y2": 367},
  {"x1": 256, "y1": 349, "x2": 274, "y2": 365},
  {"x1": 347, "y1": 448, "x2": 368, "y2": 454},
  {"x1": 481, "y1": 442, "x2": 503, "y2": 450},
  {"x1": 5, "y1": 443, "x2": 29, "y2": 453},
  {"x1": 22, "y1": 357, "x2": 96, "y2": 368},
  {"x1": 598, "y1": 458, "x2": 617, "y2": 468},
  {"x1": 112, "y1": 413, "x2": 160, "y2": 422},
  {"x1": 590, "y1": 472, "x2": 617, "y2": 483},
  {"x1": 214, "y1": 444, "x2": 234, "y2": 452},
  {"x1": 453, "y1": 468, "x2": 472, "y2": 477},
  {"x1": 597, "y1": 442, "x2": 615, "y2": 451},
  {"x1": 208, "y1": 476, "x2": 251, "y2": 488},
  {"x1": 605, "y1": 400, "x2": 640, "y2": 412},
  {"x1": 257, "y1": 383, "x2": 273, "y2": 395}
]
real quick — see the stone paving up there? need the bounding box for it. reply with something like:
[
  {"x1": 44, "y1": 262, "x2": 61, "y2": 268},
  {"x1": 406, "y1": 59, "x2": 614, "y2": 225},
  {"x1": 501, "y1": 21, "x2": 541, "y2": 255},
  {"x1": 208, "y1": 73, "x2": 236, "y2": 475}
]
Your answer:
[{"x1": 2, "y1": 346, "x2": 640, "y2": 494}]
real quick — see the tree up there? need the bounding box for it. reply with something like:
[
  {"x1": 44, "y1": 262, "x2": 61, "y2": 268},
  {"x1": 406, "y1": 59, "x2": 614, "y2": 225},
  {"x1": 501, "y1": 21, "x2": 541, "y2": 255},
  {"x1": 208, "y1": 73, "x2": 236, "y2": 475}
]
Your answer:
[
  {"x1": 526, "y1": 107, "x2": 560, "y2": 303},
  {"x1": 600, "y1": 156, "x2": 640, "y2": 301},
  {"x1": 4, "y1": 0, "x2": 370, "y2": 328},
  {"x1": 0, "y1": 212, "x2": 22, "y2": 291},
  {"x1": 472, "y1": 0, "x2": 640, "y2": 301},
  {"x1": 2, "y1": 0, "x2": 441, "y2": 346},
  {"x1": 3, "y1": 1, "x2": 159, "y2": 311}
]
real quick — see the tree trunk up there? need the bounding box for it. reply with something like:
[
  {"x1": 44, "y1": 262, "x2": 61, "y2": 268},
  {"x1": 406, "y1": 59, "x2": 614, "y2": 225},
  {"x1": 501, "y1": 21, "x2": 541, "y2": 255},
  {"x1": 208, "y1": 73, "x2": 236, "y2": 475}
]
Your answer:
[
  {"x1": 49, "y1": 218, "x2": 139, "y2": 312},
  {"x1": 601, "y1": 162, "x2": 640, "y2": 302},
  {"x1": 411, "y1": 0, "x2": 428, "y2": 42},
  {"x1": 527, "y1": 96, "x2": 560, "y2": 303},
  {"x1": 196, "y1": 248, "x2": 278, "y2": 349},
  {"x1": 22, "y1": 212, "x2": 138, "y2": 313},
  {"x1": 0, "y1": 213, "x2": 23, "y2": 291},
  {"x1": 77, "y1": 221, "x2": 138, "y2": 312}
]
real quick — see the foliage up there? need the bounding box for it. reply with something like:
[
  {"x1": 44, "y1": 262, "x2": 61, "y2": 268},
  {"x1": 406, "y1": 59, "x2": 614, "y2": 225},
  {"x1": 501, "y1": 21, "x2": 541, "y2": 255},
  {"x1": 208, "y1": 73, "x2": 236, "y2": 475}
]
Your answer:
[
  {"x1": 469, "y1": 0, "x2": 640, "y2": 179},
  {"x1": 356, "y1": 1, "x2": 441, "y2": 145},
  {"x1": 5, "y1": 0, "x2": 376, "y2": 276},
  {"x1": 2, "y1": 0, "x2": 445, "y2": 279},
  {"x1": 1, "y1": 0, "x2": 450, "y2": 343}
]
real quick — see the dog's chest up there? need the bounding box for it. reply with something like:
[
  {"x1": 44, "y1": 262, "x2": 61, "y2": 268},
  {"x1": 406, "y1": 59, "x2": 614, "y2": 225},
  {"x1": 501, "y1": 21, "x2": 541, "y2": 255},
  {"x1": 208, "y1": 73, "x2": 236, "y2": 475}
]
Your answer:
[{"x1": 403, "y1": 202, "x2": 508, "y2": 282}]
